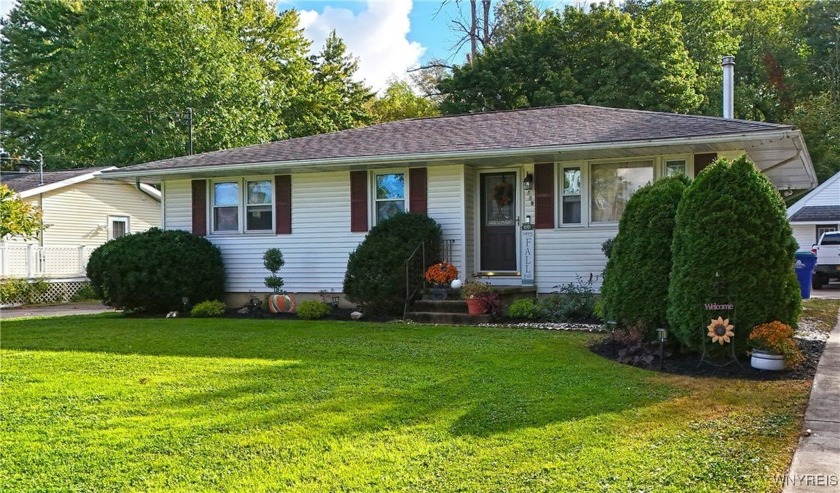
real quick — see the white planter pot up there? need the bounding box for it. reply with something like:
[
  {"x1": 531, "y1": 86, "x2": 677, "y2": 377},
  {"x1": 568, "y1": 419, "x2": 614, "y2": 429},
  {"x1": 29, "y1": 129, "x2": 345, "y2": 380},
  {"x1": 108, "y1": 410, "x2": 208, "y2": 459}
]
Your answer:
[{"x1": 751, "y1": 350, "x2": 785, "y2": 371}]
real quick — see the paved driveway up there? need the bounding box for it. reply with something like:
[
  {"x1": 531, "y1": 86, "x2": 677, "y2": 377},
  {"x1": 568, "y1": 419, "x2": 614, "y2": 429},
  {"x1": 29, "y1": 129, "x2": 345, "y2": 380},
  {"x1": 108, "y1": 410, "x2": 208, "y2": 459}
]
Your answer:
[
  {"x1": 812, "y1": 282, "x2": 840, "y2": 300},
  {"x1": 0, "y1": 302, "x2": 118, "y2": 320}
]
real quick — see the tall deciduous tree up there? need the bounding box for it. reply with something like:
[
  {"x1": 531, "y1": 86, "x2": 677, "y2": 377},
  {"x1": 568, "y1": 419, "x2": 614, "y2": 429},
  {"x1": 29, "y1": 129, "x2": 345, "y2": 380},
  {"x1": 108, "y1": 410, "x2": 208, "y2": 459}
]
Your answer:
[
  {"x1": 368, "y1": 79, "x2": 439, "y2": 124},
  {"x1": 0, "y1": 0, "x2": 371, "y2": 169},
  {"x1": 438, "y1": 4, "x2": 701, "y2": 114}
]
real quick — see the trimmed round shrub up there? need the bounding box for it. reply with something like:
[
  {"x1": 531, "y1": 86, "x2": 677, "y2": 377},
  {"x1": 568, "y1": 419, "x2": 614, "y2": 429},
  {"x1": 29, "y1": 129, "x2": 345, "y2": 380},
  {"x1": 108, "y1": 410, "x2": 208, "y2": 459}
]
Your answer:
[
  {"x1": 343, "y1": 212, "x2": 442, "y2": 315},
  {"x1": 190, "y1": 300, "x2": 226, "y2": 318},
  {"x1": 506, "y1": 298, "x2": 537, "y2": 319},
  {"x1": 296, "y1": 300, "x2": 331, "y2": 320},
  {"x1": 87, "y1": 228, "x2": 226, "y2": 314},
  {"x1": 601, "y1": 175, "x2": 689, "y2": 335},
  {"x1": 667, "y1": 156, "x2": 800, "y2": 355}
]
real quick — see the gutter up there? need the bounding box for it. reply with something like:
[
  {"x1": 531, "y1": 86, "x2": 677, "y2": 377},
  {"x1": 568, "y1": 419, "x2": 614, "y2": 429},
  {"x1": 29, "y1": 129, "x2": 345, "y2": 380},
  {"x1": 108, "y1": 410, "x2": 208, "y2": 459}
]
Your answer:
[{"x1": 100, "y1": 129, "x2": 808, "y2": 180}]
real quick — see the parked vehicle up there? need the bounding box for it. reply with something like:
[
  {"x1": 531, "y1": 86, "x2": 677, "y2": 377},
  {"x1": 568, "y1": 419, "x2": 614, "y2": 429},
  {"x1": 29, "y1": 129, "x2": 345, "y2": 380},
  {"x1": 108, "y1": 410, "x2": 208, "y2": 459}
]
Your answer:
[{"x1": 811, "y1": 231, "x2": 840, "y2": 289}]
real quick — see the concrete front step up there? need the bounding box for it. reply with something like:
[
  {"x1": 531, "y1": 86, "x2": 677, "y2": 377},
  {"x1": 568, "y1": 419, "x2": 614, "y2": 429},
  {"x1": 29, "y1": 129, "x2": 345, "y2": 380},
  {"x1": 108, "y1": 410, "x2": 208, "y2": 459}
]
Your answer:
[
  {"x1": 412, "y1": 299, "x2": 470, "y2": 314},
  {"x1": 405, "y1": 311, "x2": 494, "y2": 325}
]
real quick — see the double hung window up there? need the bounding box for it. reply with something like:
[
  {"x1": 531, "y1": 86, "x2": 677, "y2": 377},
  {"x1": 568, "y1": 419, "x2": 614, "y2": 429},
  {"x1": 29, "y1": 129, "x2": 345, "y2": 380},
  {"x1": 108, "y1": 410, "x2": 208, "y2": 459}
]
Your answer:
[
  {"x1": 374, "y1": 173, "x2": 406, "y2": 223},
  {"x1": 212, "y1": 179, "x2": 273, "y2": 233}
]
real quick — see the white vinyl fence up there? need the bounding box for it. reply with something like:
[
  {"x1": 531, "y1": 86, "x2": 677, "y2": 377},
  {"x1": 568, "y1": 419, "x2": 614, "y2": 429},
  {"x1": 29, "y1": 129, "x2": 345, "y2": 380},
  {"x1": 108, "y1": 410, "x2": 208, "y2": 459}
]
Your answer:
[{"x1": 0, "y1": 244, "x2": 92, "y2": 279}]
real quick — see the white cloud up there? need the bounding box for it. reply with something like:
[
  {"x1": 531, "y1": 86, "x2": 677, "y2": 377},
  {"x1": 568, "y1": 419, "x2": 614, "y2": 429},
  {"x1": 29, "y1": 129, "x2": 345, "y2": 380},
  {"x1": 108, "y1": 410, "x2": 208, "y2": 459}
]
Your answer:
[{"x1": 296, "y1": 0, "x2": 425, "y2": 93}]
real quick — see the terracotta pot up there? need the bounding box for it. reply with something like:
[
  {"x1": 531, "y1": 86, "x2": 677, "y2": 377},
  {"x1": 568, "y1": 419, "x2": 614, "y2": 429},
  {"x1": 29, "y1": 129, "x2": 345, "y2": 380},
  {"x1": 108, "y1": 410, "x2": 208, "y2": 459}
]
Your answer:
[
  {"x1": 268, "y1": 293, "x2": 296, "y2": 313},
  {"x1": 750, "y1": 349, "x2": 785, "y2": 371},
  {"x1": 465, "y1": 297, "x2": 485, "y2": 315}
]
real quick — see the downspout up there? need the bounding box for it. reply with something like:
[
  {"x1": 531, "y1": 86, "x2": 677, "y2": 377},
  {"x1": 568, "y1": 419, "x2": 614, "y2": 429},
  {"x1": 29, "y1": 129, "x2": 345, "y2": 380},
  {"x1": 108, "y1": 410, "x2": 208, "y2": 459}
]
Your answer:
[{"x1": 722, "y1": 56, "x2": 735, "y2": 119}]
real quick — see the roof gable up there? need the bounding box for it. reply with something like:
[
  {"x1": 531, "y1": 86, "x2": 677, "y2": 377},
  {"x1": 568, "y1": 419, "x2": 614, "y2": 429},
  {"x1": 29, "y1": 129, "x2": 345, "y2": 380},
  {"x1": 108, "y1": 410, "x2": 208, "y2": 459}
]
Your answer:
[
  {"x1": 787, "y1": 169, "x2": 840, "y2": 219},
  {"x1": 1, "y1": 167, "x2": 114, "y2": 196}
]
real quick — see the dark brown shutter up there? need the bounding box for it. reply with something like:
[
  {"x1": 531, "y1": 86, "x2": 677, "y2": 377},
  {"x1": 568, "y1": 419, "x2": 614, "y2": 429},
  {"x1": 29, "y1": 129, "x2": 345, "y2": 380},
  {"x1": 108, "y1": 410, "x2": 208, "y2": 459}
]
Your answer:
[
  {"x1": 694, "y1": 153, "x2": 717, "y2": 176},
  {"x1": 274, "y1": 175, "x2": 291, "y2": 234},
  {"x1": 350, "y1": 170, "x2": 368, "y2": 232},
  {"x1": 191, "y1": 179, "x2": 207, "y2": 236},
  {"x1": 408, "y1": 167, "x2": 428, "y2": 215},
  {"x1": 534, "y1": 163, "x2": 554, "y2": 229}
]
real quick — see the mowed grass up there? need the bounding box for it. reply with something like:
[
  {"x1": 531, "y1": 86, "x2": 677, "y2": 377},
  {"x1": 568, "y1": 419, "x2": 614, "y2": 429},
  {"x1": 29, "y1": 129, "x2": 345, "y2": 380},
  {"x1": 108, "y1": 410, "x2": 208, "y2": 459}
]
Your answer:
[{"x1": 0, "y1": 316, "x2": 812, "y2": 492}]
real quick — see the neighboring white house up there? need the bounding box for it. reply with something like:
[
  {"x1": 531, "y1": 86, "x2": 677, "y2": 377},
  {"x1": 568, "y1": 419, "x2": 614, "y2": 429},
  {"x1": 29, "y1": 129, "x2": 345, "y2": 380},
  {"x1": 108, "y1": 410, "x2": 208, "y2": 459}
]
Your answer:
[
  {"x1": 787, "y1": 170, "x2": 840, "y2": 251},
  {"x1": 0, "y1": 167, "x2": 161, "y2": 280},
  {"x1": 102, "y1": 105, "x2": 817, "y2": 305}
]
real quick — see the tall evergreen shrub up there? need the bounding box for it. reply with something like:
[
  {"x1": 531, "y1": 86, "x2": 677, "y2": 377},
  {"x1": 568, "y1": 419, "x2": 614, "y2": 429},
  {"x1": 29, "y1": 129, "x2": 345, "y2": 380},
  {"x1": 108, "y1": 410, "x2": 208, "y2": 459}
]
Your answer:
[
  {"x1": 667, "y1": 156, "x2": 800, "y2": 354},
  {"x1": 87, "y1": 228, "x2": 226, "y2": 313},
  {"x1": 343, "y1": 213, "x2": 442, "y2": 315},
  {"x1": 601, "y1": 175, "x2": 689, "y2": 334}
]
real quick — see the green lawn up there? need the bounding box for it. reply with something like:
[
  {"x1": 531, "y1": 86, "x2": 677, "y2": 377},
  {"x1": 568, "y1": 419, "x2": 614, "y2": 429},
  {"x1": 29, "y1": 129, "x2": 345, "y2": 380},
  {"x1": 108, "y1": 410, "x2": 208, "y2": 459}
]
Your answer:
[{"x1": 0, "y1": 315, "x2": 812, "y2": 492}]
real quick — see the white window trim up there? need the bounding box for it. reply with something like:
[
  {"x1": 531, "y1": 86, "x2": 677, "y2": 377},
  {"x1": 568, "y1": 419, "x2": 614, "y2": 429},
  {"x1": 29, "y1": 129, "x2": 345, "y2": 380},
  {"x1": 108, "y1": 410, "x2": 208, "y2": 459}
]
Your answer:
[
  {"x1": 210, "y1": 176, "x2": 275, "y2": 235},
  {"x1": 661, "y1": 154, "x2": 693, "y2": 179},
  {"x1": 370, "y1": 169, "x2": 410, "y2": 226},
  {"x1": 559, "y1": 163, "x2": 587, "y2": 227},
  {"x1": 108, "y1": 215, "x2": 130, "y2": 240}
]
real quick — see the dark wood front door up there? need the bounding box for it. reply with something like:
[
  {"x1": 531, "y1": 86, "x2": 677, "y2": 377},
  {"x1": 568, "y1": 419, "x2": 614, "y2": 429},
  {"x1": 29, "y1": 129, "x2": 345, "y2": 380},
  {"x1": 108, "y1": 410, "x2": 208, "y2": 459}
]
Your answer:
[{"x1": 480, "y1": 172, "x2": 517, "y2": 272}]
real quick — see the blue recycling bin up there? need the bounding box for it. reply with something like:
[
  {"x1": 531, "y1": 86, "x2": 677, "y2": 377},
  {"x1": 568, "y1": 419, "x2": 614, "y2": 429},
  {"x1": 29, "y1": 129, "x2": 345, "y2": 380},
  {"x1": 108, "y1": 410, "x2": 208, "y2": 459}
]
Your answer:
[{"x1": 794, "y1": 251, "x2": 818, "y2": 299}]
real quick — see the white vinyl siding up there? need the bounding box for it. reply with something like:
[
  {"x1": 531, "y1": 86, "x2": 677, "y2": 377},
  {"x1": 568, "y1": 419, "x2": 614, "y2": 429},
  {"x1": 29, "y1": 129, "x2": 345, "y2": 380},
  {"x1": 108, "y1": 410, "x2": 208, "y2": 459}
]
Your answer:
[
  {"x1": 428, "y1": 165, "x2": 466, "y2": 271},
  {"x1": 534, "y1": 227, "x2": 616, "y2": 292},
  {"x1": 10, "y1": 180, "x2": 159, "y2": 248},
  {"x1": 163, "y1": 180, "x2": 192, "y2": 232}
]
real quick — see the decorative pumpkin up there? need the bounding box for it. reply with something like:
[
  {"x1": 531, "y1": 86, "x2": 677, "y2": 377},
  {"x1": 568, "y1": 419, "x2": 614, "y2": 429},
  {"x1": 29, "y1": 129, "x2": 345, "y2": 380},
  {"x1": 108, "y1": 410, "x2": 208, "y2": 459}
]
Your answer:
[{"x1": 268, "y1": 293, "x2": 296, "y2": 313}]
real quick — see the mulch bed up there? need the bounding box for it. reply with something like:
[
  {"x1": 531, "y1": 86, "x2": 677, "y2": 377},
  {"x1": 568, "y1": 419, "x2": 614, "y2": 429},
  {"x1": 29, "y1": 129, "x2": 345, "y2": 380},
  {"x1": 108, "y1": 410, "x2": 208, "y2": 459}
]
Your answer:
[{"x1": 589, "y1": 336, "x2": 826, "y2": 381}]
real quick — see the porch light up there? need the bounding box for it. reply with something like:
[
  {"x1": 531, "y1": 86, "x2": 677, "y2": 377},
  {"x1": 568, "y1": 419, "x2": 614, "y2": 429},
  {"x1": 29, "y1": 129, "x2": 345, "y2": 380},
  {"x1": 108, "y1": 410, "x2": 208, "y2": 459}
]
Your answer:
[{"x1": 523, "y1": 173, "x2": 534, "y2": 191}]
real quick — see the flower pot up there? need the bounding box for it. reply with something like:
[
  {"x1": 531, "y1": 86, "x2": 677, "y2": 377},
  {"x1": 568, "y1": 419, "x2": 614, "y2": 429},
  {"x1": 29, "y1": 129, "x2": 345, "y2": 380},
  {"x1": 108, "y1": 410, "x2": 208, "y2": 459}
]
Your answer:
[
  {"x1": 465, "y1": 298, "x2": 485, "y2": 315},
  {"x1": 751, "y1": 349, "x2": 785, "y2": 371},
  {"x1": 430, "y1": 285, "x2": 448, "y2": 300},
  {"x1": 268, "y1": 293, "x2": 296, "y2": 313}
]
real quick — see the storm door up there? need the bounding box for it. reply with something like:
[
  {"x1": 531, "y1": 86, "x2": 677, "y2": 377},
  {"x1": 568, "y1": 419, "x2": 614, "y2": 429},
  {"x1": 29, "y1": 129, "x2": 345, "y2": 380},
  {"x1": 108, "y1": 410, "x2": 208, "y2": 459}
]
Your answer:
[{"x1": 479, "y1": 172, "x2": 517, "y2": 272}]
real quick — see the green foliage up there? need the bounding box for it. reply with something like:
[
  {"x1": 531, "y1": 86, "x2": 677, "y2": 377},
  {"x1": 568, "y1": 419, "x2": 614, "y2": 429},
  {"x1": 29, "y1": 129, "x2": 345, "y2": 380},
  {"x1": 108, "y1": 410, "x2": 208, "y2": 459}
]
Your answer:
[
  {"x1": 69, "y1": 282, "x2": 97, "y2": 302},
  {"x1": 536, "y1": 277, "x2": 599, "y2": 323},
  {"x1": 343, "y1": 212, "x2": 442, "y2": 315},
  {"x1": 0, "y1": 184, "x2": 42, "y2": 239},
  {"x1": 190, "y1": 300, "x2": 227, "y2": 318},
  {"x1": 1, "y1": 1, "x2": 372, "y2": 169},
  {"x1": 667, "y1": 156, "x2": 801, "y2": 355},
  {"x1": 296, "y1": 300, "x2": 331, "y2": 320},
  {"x1": 368, "y1": 78, "x2": 439, "y2": 124},
  {"x1": 438, "y1": 4, "x2": 702, "y2": 114},
  {"x1": 0, "y1": 278, "x2": 49, "y2": 304},
  {"x1": 601, "y1": 175, "x2": 690, "y2": 335},
  {"x1": 284, "y1": 30, "x2": 373, "y2": 138},
  {"x1": 262, "y1": 248, "x2": 285, "y2": 293},
  {"x1": 506, "y1": 298, "x2": 537, "y2": 319},
  {"x1": 86, "y1": 228, "x2": 225, "y2": 314}
]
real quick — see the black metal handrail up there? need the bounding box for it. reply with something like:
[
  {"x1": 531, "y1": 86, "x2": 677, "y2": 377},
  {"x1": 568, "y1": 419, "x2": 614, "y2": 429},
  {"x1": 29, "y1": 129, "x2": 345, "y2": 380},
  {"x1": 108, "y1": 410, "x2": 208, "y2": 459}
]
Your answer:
[{"x1": 404, "y1": 241, "x2": 426, "y2": 318}]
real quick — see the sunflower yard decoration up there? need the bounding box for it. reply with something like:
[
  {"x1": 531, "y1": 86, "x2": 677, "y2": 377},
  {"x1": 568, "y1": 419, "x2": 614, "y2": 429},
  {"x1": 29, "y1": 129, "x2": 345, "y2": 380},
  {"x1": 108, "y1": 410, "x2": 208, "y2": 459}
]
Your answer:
[{"x1": 707, "y1": 316, "x2": 735, "y2": 345}]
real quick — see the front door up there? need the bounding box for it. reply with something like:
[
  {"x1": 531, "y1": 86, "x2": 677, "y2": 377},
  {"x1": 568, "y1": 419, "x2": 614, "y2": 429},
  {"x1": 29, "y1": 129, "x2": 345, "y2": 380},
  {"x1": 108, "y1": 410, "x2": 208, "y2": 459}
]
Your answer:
[{"x1": 480, "y1": 172, "x2": 517, "y2": 272}]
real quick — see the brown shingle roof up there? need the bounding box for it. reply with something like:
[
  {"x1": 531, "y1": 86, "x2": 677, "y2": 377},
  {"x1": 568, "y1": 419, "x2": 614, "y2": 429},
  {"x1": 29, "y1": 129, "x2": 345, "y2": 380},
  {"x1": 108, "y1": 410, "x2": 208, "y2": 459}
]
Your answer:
[
  {"x1": 113, "y1": 104, "x2": 793, "y2": 173},
  {"x1": 0, "y1": 167, "x2": 111, "y2": 193}
]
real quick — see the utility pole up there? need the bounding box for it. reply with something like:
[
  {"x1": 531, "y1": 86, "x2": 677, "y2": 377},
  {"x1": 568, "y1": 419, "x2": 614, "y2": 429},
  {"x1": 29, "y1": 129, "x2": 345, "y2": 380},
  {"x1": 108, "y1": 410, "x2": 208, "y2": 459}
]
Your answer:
[
  {"x1": 185, "y1": 107, "x2": 193, "y2": 156},
  {"x1": 38, "y1": 151, "x2": 44, "y2": 185}
]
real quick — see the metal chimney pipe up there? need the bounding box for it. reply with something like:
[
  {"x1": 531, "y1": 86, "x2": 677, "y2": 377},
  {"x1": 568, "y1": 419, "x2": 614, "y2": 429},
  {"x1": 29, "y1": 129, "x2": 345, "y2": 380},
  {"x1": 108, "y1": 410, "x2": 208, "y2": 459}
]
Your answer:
[{"x1": 722, "y1": 55, "x2": 735, "y2": 119}]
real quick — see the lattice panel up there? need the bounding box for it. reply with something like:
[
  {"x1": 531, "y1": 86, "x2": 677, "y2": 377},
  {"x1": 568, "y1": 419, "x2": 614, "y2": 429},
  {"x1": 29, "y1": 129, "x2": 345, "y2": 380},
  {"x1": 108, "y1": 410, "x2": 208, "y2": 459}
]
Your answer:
[{"x1": 1, "y1": 280, "x2": 91, "y2": 305}]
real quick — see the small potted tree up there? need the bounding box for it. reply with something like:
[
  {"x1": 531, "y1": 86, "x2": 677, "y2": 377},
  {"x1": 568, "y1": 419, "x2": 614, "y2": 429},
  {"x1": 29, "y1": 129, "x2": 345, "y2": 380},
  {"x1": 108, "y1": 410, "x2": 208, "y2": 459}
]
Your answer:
[
  {"x1": 460, "y1": 278, "x2": 492, "y2": 315},
  {"x1": 264, "y1": 248, "x2": 295, "y2": 313}
]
